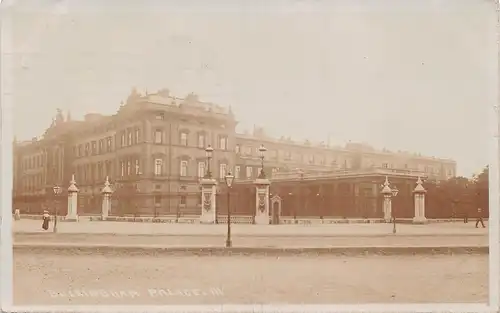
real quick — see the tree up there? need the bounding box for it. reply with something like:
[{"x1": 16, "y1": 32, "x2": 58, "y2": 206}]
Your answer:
[
  {"x1": 472, "y1": 166, "x2": 489, "y2": 216},
  {"x1": 425, "y1": 173, "x2": 482, "y2": 218}
]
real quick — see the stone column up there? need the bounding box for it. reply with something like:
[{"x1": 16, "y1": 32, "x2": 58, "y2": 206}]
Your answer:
[
  {"x1": 66, "y1": 174, "x2": 79, "y2": 221},
  {"x1": 200, "y1": 178, "x2": 217, "y2": 224},
  {"x1": 381, "y1": 176, "x2": 392, "y2": 222},
  {"x1": 254, "y1": 178, "x2": 271, "y2": 224},
  {"x1": 101, "y1": 176, "x2": 113, "y2": 221},
  {"x1": 412, "y1": 177, "x2": 428, "y2": 224}
]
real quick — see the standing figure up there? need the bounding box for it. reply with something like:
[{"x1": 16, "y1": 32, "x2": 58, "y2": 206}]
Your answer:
[
  {"x1": 475, "y1": 207, "x2": 486, "y2": 228},
  {"x1": 42, "y1": 210, "x2": 50, "y2": 230}
]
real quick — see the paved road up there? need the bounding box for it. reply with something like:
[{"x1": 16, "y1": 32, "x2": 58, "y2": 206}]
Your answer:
[
  {"x1": 14, "y1": 252, "x2": 487, "y2": 305},
  {"x1": 13, "y1": 232, "x2": 488, "y2": 248},
  {"x1": 13, "y1": 220, "x2": 488, "y2": 236}
]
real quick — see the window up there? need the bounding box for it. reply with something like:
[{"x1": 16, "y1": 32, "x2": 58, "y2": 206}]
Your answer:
[
  {"x1": 98, "y1": 139, "x2": 104, "y2": 154},
  {"x1": 284, "y1": 151, "x2": 291, "y2": 160},
  {"x1": 235, "y1": 166, "x2": 240, "y2": 179},
  {"x1": 246, "y1": 166, "x2": 253, "y2": 179},
  {"x1": 106, "y1": 137, "x2": 112, "y2": 152},
  {"x1": 235, "y1": 144, "x2": 241, "y2": 154},
  {"x1": 154, "y1": 195, "x2": 162, "y2": 206},
  {"x1": 180, "y1": 195, "x2": 187, "y2": 205},
  {"x1": 127, "y1": 130, "x2": 133, "y2": 146},
  {"x1": 121, "y1": 132, "x2": 126, "y2": 147},
  {"x1": 244, "y1": 146, "x2": 252, "y2": 155},
  {"x1": 127, "y1": 160, "x2": 131, "y2": 175},
  {"x1": 78, "y1": 145, "x2": 83, "y2": 157},
  {"x1": 272, "y1": 168, "x2": 278, "y2": 177},
  {"x1": 154, "y1": 129, "x2": 163, "y2": 144},
  {"x1": 309, "y1": 155, "x2": 315, "y2": 164},
  {"x1": 180, "y1": 132, "x2": 188, "y2": 146},
  {"x1": 198, "y1": 162, "x2": 206, "y2": 178},
  {"x1": 382, "y1": 163, "x2": 388, "y2": 169},
  {"x1": 219, "y1": 163, "x2": 227, "y2": 178},
  {"x1": 96, "y1": 162, "x2": 102, "y2": 179},
  {"x1": 154, "y1": 159, "x2": 163, "y2": 176},
  {"x1": 198, "y1": 133, "x2": 205, "y2": 148},
  {"x1": 180, "y1": 160, "x2": 188, "y2": 177},
  {"x1": 91, "y1": 141, "x2": 97, "y2": 155},
  {"x1": 135, "y1": 128, "x2": 141, "y2": 144},
  {"x1": 219, "y1": 136, "x2": 227, "y2": 150},
  {"x1": 85, "y1": 143, "x2": 90, "y2": 156},
  {"x1": 135, "y1": 159, "x2": 140, "y2": 175},
  {"x1": 120, "y1": 161, "x2": 125, "y2": 177},
  {"x1": 156, "y1": 113, "x2": 164, "y2": 120},
  {"x1": 105, "y1": 161, "x2": 111, "y2": 177}
]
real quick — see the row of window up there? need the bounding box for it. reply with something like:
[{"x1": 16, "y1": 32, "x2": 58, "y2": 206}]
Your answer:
[
  {"x1": 21, "y1": 154, "x2": 45, "y2": 171},
  {"x1": 152, "y1": 129, "x2": 229, "y2": 150},
  {"x1": 236, "y1": 144, "x2": 351, "y2": 167},
  {"x1": 74, "y1": 127, "x2": 142, "y2": 158},
  {"x1": 380, "y1": 163, "x2": 454, "y2": 176},
  {"x1": 152, "y1": 158, "x2": 278, "y2": 180},
  {"x1": 20, "y1": 174, "x2": 45, "y2": 192},
  {"x1": 74, "y1": 129, "x2": 230, "y2": 156}
]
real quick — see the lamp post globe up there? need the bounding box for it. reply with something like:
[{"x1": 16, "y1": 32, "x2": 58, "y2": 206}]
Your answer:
[
  {"x1": 225, "y1": 172, "x2": 234, "y2": 188},
  {"x1": 205, "y1": 145, "x2": 213, "y2": 158},
  {"x1": 258, "y1": 144, "x2": 267, "y2": 158},
  {"x1": 391, "y1": 187, "x2": 399, "y2": 197}
]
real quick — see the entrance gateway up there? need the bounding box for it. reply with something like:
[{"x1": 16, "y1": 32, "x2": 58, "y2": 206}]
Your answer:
[{"x1": 270, "y1": 194, "x2": 282, "y2": 224}]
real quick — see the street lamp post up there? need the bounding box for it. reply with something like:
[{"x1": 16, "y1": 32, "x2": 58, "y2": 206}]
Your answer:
[
  {"x1": 225, "y1": 171, "x2": 235, "y2": 248},
  {"x1": 204, "y1": 145, "x2": 213, "y2": 179},
  {"x1": 258, "y1": 144, "x2": 267, "y2": 178},
  {"x1": 205, "y1": 145, "x2": 216, "y2": 223},
  {"x1": 316, "y1": 193, "x2": 324, "y2": 219},
  {"x1": 298, "y1": 169, "x2": 304, "y2": 219},
  {"x1": 391, "y1": 186, "x2": 399, "y2": 233},
  {"x1": 52, "y1": 185, "x2": 62, "y2": 233}
]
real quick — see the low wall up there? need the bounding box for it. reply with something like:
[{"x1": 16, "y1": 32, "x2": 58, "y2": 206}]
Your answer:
[{"x1": 14, "y1": 214, "x2": 478, "y2": 225}]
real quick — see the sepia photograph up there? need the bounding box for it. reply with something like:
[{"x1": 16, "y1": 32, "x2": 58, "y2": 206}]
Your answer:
[{"x1": 3, "y1": 0, "x2": 498, "y2": 310}]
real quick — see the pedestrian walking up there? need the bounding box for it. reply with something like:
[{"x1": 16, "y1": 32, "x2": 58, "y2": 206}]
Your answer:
[
  {"x1": 463, "y1": 211, "x2": 468, "y2": 223},
  {"x1": 475, "y1": 207, "x2": 485, "y2": 228},
  {"x1": 42, "y1": 210, "x2": 50, "y2": 230}
]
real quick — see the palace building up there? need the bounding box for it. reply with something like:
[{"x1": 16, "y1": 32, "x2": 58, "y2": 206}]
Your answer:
[{"x1": 13, "y1": 88, "x2": 457, "y2": 218}]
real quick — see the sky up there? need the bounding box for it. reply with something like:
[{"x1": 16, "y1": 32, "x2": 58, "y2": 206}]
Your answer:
[{"x1": 4, "y1": 0, "x2": 497, "y2": 177}]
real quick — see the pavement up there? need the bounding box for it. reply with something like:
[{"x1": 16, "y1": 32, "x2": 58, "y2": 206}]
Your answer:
[
  {"x1": 13, "y1": 253, "x2": 488, "y2": 305},
  {"x1": 11, "y1": 220, "x2": 489, "y2": 255},
  {"x1": 12, "y1": 219, "x2": 488, "y2": 237}
]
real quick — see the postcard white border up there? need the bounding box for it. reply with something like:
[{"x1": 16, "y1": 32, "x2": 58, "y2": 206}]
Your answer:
[
  {"x1": 1, "y1": 0, "x2": 14, "y2": 310},
  {"x1": 2, "y1": 1, "x2": 499, "y2": 312}
]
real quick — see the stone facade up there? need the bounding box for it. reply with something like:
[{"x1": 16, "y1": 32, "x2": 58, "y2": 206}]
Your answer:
[{"x1": 13, "y1": 88, "x2": 456, "y2": 216}]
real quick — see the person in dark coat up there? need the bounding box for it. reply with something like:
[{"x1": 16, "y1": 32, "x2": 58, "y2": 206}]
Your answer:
[
  {"x1": 42, "y1": 210, "x2": 50, "y2": 230},
  {"x1": 475, "y1": 207, "x2": 485, "y2": 228}
]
